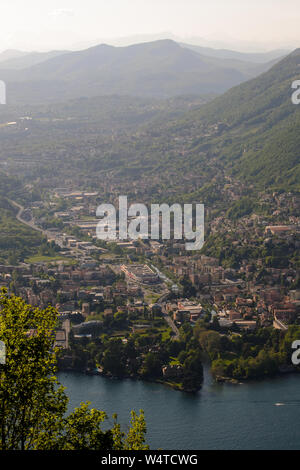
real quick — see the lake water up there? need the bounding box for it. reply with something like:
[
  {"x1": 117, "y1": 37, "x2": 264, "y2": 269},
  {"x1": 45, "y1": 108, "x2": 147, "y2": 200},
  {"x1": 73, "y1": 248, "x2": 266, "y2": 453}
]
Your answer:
[{"x1": 58, "y1": 364, "x2": 300, "y2": 450}]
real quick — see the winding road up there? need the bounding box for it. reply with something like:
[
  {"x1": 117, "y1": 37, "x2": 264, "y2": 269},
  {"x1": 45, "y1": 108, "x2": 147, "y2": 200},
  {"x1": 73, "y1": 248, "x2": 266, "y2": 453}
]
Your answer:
[{"x1": 9, "y1": 199, "x2": 45, "y2": 233}]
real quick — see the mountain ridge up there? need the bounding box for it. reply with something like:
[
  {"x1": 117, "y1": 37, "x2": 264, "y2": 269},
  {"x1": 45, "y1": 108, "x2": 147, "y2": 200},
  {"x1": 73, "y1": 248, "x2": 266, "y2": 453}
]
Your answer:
[
  {"x1": 174, "y1": 48, "x2": 300, "y2": 190},
  {"x1": 0, "y1": 40, "x2": 278, "y2": 104}
]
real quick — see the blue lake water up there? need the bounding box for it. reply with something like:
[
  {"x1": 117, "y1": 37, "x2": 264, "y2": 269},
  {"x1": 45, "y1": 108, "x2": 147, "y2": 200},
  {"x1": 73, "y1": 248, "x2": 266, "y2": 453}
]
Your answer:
[{"x1": 58, "y1": 364, "x2": 300, "y2": 450}]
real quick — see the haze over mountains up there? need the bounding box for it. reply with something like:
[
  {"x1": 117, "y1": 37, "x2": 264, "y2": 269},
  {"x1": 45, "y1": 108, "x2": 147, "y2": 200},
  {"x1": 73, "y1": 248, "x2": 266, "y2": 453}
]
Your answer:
[
  {"x1": 0, "y1": 50, "x2": 67, "y2": 70},
  {"x1": 69, "y1": 32, "x2": 293, "y2": 54},
  {"x1": 0, "y1": 45, "x2": 299, "y2": 194},
  {"x1": 181, "y1": 44, "x2": 286, "y2": 64},
  {"x1": 0, "y1": 40, "x2": 286, "y2": 104},
  {"x1": 0, "y1": 50, "x2": 29, "y2": 63}
]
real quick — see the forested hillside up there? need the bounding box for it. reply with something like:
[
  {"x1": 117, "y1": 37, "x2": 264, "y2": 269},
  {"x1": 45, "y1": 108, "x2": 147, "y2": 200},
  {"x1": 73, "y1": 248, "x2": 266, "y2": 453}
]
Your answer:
[{"x1": 173, "y1": 48, "x2": 300, "y2": 190}]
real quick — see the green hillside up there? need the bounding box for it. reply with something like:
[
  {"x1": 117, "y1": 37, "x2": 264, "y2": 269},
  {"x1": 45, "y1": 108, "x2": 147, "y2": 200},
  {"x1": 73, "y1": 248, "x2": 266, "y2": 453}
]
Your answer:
[
  {"x1": 0, "y1": 49, "x2": 300, "y2": 203},
  {"x1": 0, "y1": 174, "x2": 44, "y2": 264},
  {"x1": 176, "y1": 48, "x2": 300, "y2": 190}
]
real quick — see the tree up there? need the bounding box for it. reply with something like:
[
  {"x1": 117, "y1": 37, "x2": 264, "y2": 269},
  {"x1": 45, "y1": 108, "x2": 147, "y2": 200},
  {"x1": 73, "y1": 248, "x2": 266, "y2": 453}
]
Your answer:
[
  {"x1": 0, "y1": 288, "x2": 66, "y2": 450},
  {"x1": 181, "y1": 275, "x2": 196, "y2": 298},
  {"x1": 182, "y1": 350, "x2": 203, "y2": 390},
  {"x1": 0, "y1": 289, "x2": 148, "y2": 450},
  {"x1": 123, "y1": 411, "x2": 149, "y2": 451},
  {"x1": 102, "y1": 338, "x2": 127, "y2": 376},
  {"x1": 140, "y1": 352, "x2": 162, "y2": 378}
]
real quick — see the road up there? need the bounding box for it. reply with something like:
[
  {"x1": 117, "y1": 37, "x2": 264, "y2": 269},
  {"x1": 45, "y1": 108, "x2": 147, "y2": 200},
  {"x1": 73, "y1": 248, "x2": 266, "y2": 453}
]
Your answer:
[
  {"x1": 9, "y1": 199, "x2": 95, "y2": 259},
  {"x1": 10, "y1": 199, "x2": 180, "y2": 339},
  {"x1": 157, "y1": 292, "x2": 180, "y2": 340},
  {"x1": 9, "y1": 199, "x2": 45, "y2": 234},
  {"x1": 163, "y1": 312, "x2": 180, "y2": 340}
]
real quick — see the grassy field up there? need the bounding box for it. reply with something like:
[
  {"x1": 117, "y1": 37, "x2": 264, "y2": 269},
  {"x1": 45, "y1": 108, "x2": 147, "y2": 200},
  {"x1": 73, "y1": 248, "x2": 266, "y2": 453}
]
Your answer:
[{"x1": 25, "y1": 255, "x2": 77, "y2": 264}]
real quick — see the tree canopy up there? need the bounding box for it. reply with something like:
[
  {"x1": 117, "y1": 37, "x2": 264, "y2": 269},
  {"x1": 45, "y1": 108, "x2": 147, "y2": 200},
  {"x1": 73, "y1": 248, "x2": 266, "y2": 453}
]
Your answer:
[{"x1": 0, "y1": 289, "x2": 148, "y2": 450}]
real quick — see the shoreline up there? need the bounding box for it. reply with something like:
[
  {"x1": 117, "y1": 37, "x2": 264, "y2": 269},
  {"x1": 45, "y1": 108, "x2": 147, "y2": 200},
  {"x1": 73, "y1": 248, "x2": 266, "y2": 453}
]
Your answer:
[
  {"x1": 57, "y1": 366, "x2": 202, "y2": 393},
  {"x1": 57, "y1": 362, "x2": 300, "y2": 392},
  {"x1": 214, "y1": 365, "x2": 300, "y2": 384}
]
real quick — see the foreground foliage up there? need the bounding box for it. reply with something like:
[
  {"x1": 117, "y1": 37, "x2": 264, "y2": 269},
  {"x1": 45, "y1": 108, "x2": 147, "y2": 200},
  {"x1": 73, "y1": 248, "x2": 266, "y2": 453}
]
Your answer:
[{"x1": 0, "y1": 289, "x2": 148, "y2": 450}]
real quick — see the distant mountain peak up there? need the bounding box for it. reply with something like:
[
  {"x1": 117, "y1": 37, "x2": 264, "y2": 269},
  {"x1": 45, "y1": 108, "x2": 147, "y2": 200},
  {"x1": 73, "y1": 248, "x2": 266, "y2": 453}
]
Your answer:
[
  {"x1": 0, "y1": 49, "x2": 29, "y2": 63},
  {"x1": 0, "y1": 39, "x2": 284, "y2": 104}
]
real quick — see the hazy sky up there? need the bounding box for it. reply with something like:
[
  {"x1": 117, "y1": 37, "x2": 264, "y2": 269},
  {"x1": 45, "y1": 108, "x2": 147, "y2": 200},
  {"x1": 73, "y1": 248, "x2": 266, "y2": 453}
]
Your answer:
[{"x1": 1, "y1": 0, "x2": 300, "y2": 52}]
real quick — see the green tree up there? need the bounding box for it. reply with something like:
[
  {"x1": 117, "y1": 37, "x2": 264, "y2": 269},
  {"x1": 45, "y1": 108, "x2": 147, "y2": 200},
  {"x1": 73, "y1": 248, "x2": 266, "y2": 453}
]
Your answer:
[
  {"x1": 102, "y1": 338, "x2": 126, "y2": 376},
  {"x1": 0, "y1": 289, "x2": 148, "y2": 450},
  {"x1": 140, "y1": 352, "x2": 162, "y2": 378},
  {"x1": 0, "y1": 288, "x2": 66, "y2": 450}
]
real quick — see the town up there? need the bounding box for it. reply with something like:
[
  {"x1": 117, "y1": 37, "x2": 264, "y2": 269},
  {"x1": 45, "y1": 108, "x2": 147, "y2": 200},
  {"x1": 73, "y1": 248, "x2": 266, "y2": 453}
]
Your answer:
[{"x1": 0, "y1": 180, "x2": 299, "y2": 389}]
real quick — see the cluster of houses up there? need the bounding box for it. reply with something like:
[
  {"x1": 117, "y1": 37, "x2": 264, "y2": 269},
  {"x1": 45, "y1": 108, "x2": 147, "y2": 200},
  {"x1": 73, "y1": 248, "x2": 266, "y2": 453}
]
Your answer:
[
  {"x1": 166, "y1": 300, "x2": 204, "y2": 324},
  {"x1": 1, "y1": 184, "x2": 299, "y2": 352},
  {"x1": 121, "y1": 264, "x2": 161, "y2": 285}
]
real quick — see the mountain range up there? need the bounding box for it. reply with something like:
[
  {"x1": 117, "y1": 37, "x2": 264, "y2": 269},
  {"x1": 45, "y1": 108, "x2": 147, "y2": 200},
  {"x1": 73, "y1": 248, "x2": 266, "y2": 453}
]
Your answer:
[
  {"x1": 0, "y1": 43, "x2": 299, "y2": 194},
  {"x1": 0, "y1": 50, "x2": 67, "y2": 70},
  {"x1": 0, "y1": 40, "x2": 285, "y2": 104},
  {"x1": 180, "y1": 44, "x2": 287, "y2": 64}
]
